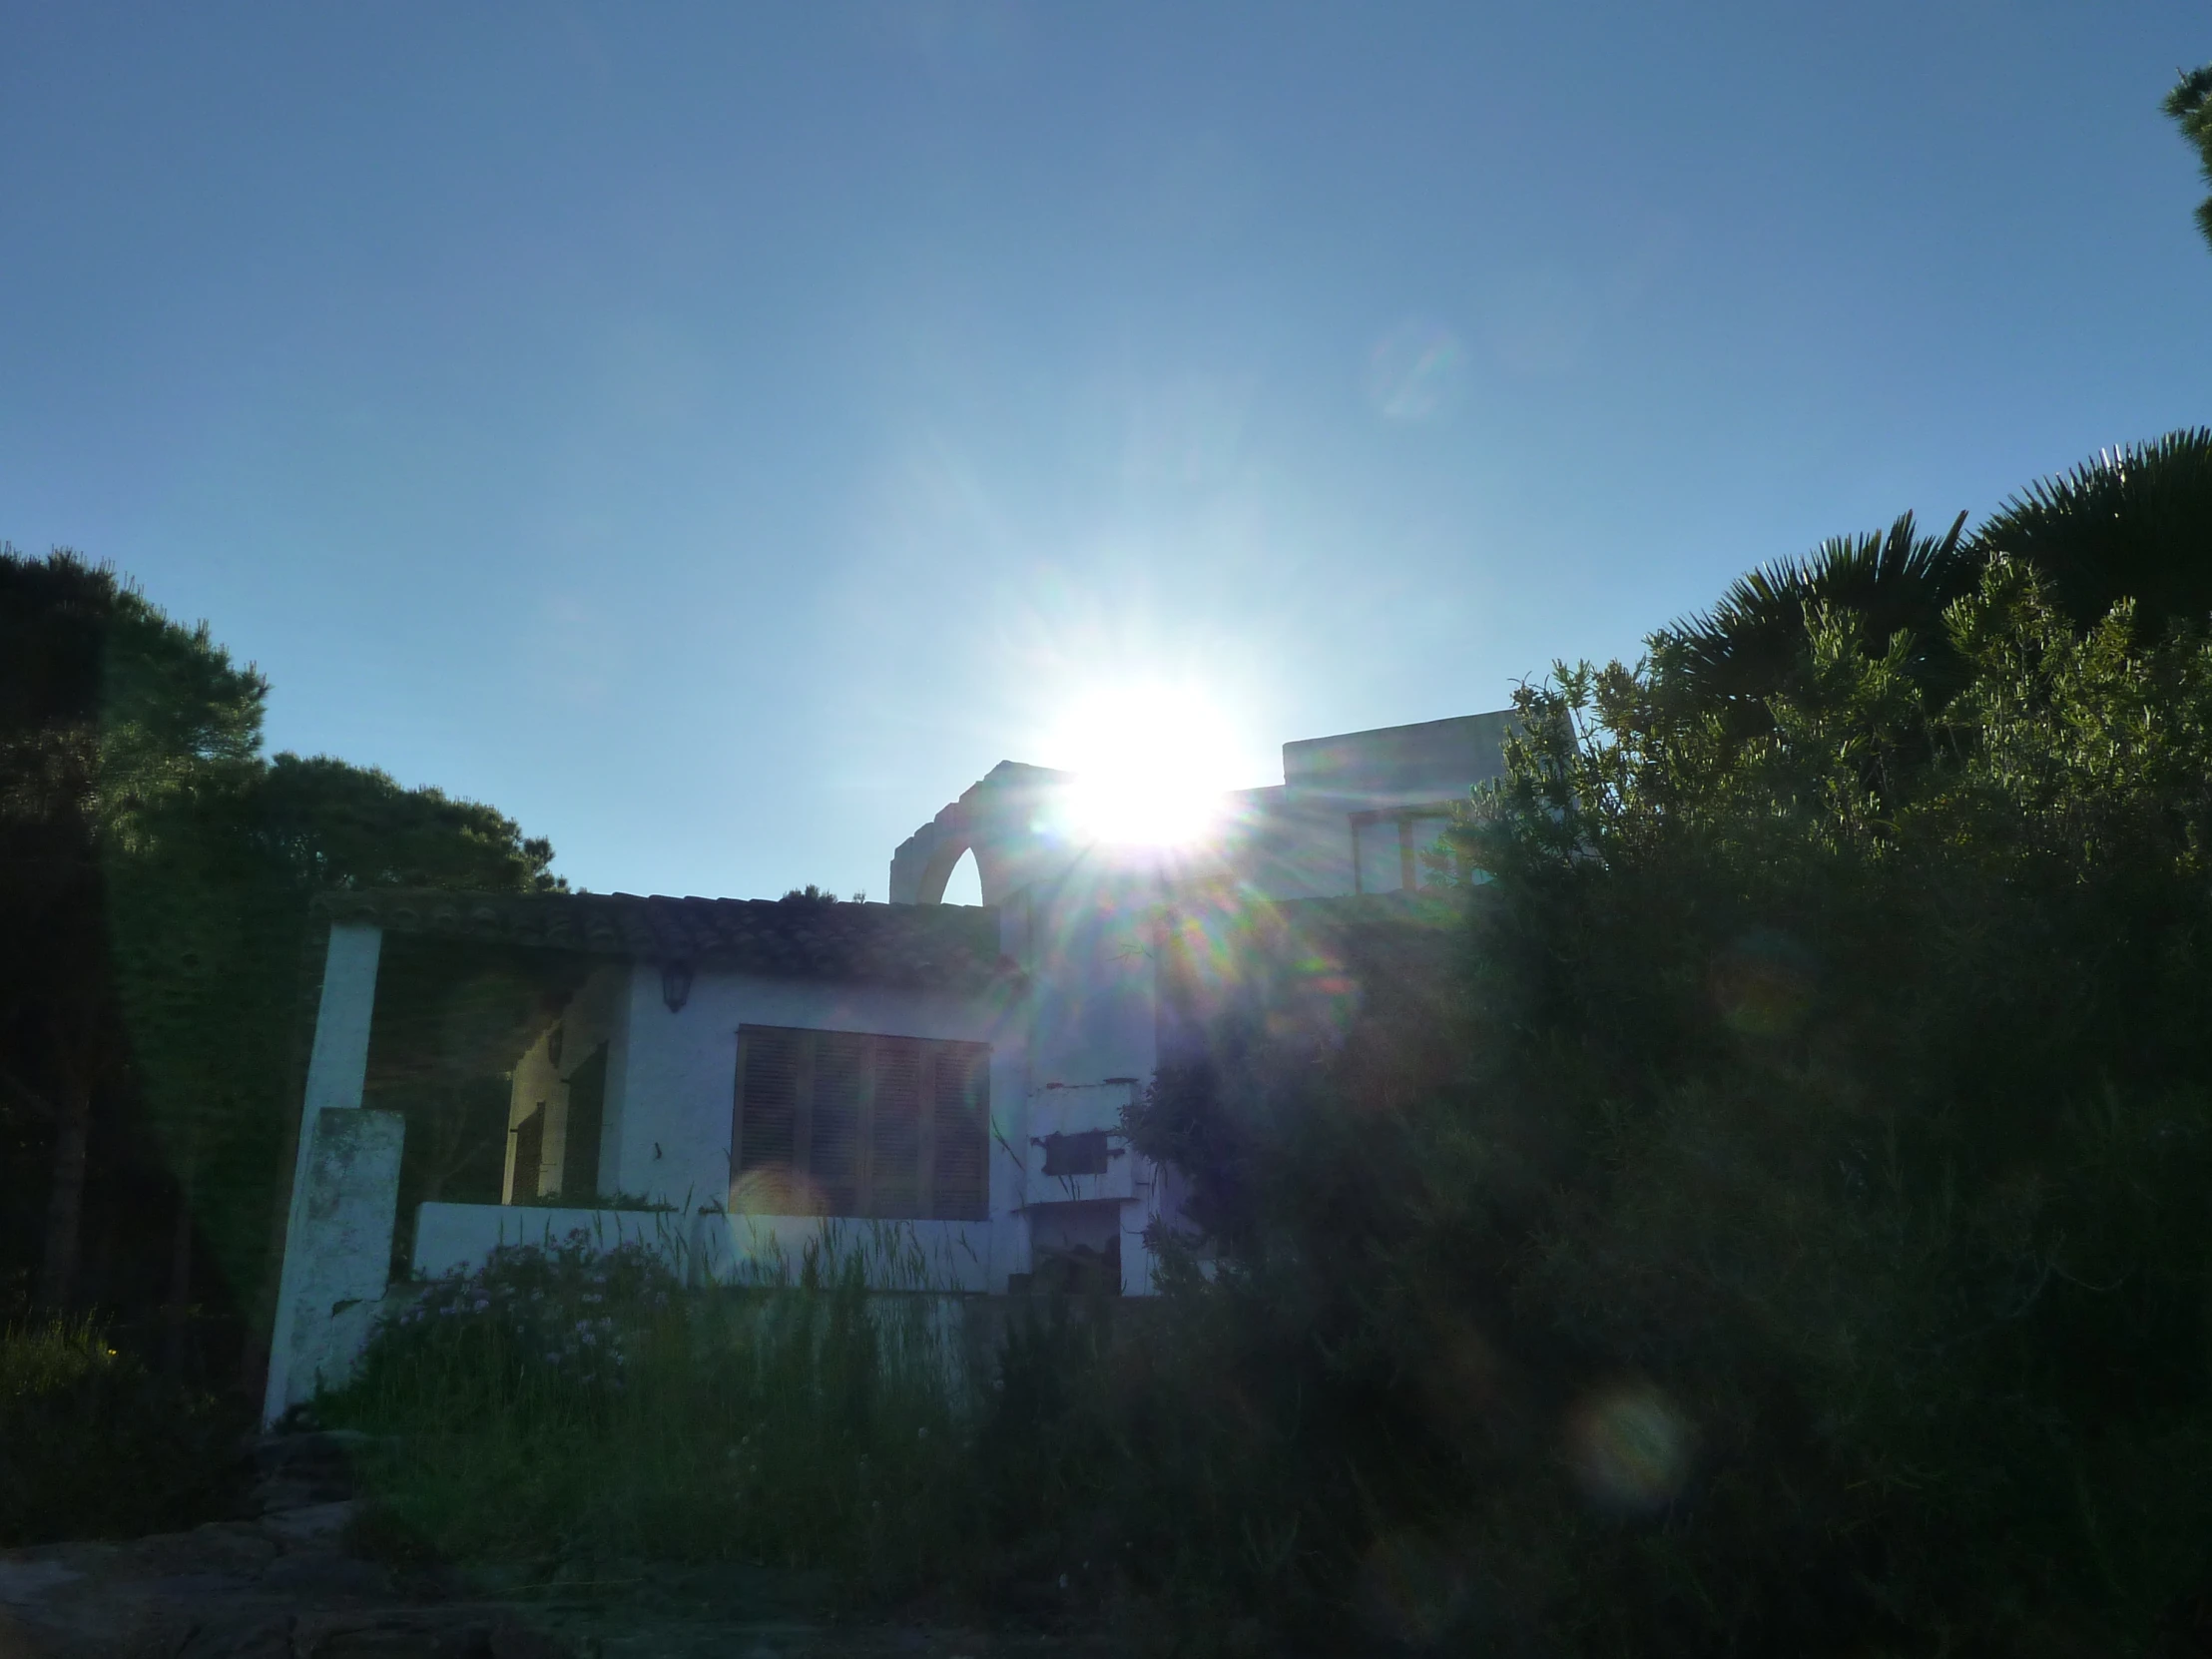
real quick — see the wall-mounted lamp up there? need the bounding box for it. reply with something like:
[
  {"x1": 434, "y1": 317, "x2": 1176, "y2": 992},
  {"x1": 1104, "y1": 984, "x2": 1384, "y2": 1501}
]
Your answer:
[{"x1": 662, "y1": 960, "x2": 694, "y2": 1013}]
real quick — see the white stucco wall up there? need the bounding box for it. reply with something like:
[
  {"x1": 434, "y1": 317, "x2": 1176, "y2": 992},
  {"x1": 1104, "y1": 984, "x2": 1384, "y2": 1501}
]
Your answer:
[
  {"x1": 598, "y1": 962, "x2": 1033, "y2": 1288},
  {"x1": 1024, "y1": 1082, "x2": 1138, "y2": 1207},
  {"x1": 1014, "y1": 874, "x2": 1164, "y2": 1293}
]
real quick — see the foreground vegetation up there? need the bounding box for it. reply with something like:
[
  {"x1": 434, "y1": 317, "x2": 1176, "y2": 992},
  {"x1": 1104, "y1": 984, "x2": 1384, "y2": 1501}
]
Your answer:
[
  {"x1": 1129, "y1": 549, "x2": 2212, "y2": 1654},
  {"x1": 323, "y1": 1229, "x2": 1344, "y2": 1643},
  {"x1": 0, "y1": 549, "x2": 564, "y2": 1382},
  {"x1": 324, "y1": 1232, "x2": 973, "y2": 1588},
  {"x1": 0, "y1": 1313, "x2": 247, "y2": 1545}
]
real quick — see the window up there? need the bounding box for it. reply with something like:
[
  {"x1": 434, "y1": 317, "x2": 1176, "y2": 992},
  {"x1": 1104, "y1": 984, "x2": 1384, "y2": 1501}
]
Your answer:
[
  {"x1": 1040, "y1": 1129, "x2": 1112, "y2": 1177},
  {"x1": 1353, "y1": 808, "x2": 1462, "y2": 892},
  {"x1": 733, "y1": 1026, "x2": 990, "y2": 1220},
  {"x1": 1355, "y1": 816, "x2": 1402, "y2": 893},
  {"x1": 1405, "y1": 815, "x2": 1455, "y2": 888}
]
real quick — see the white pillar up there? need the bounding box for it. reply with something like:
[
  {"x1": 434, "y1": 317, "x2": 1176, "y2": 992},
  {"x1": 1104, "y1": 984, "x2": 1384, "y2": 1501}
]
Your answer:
[{"x1": 263, "y1": 921, "x2": 385, "y2": 1425}]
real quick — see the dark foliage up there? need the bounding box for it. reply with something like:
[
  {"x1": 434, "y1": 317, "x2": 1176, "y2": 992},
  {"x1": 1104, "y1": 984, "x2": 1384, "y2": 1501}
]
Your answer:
[
  {"x1": 0, "y1": 1315, "x2": 250, "y2": 1544},
  {"x1": 1653, "y1": 509, "x2": 1973, "y2": 733},
  {"x1": 0, "y1": 547, "x2": 268, "y2": 1322},
  {"x1": 0, "y1": 545, "x2": 561, "y2": 1416},
  {"x1": 1658, "y1": 431, "x2": 2212, "y2": 738},
  {"x1": 781, "y1": 883, "x2": 866, "y2": 904},
  {"x1": 2167, "y1": 64, "x2": 2212, "y2": 252},
  {"x1": 1130, "y1": 561, "x2": 2212, "y2": 1654},
  {"x1": 1972, "y1": 427, "x2": 2212, "y2": 638}
]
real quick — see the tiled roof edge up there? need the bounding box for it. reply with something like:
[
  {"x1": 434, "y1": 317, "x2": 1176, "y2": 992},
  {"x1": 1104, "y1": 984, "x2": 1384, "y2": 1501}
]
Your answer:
[{"x1": 311, "y1": 888, "x2": 1013, "y2": 989}]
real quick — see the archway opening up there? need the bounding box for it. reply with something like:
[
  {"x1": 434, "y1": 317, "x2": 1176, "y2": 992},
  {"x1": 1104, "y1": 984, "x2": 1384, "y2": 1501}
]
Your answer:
[{"x1": 940, "y1": 846, "x2": 982, "y2": 906}]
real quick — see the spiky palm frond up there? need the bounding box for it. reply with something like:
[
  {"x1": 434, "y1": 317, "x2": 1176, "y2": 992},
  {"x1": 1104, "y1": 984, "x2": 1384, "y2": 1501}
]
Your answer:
[
  {"x1": 2165, "y1": 65, "x2": 2212, "y2": 253},
  {"x1": 1971, "y1": 428, "x2": 2212, "y2": 635},
  {"x1": 1655, "y1": 509, "x2": 1974, "y2": 725}
]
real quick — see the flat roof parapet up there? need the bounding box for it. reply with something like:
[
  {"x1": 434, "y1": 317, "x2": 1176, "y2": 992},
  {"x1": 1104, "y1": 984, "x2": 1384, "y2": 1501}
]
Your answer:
[{"x1": 1280, "y1": 710, "x2": 1516, "y2": 797}]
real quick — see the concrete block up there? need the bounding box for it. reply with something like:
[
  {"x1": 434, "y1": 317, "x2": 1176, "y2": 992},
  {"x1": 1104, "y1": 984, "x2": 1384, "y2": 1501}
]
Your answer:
[{"x1": 272, "y1": 1108, "x2": 404, "y2": 1412}]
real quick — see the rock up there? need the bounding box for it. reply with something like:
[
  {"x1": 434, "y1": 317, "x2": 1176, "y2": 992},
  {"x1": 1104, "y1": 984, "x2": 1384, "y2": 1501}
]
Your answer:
[
  {"x1": 177, "y1": 1612, "x2": 297, "y2": 1659},
  {"x1": 259, "y1": 1550, "x2": 394, "y2": 1600},
  {"x1": 254, "y1": 1427, "x2": 383, "y2": 1473},
  {"x1": 293, "y1": 1608, "x2": 504, "y2": 1656},
  {"x1": 0, "y1": 1555, "x2": 85, "y2": 1605},
  {"x1": 487, "y1": 1617, "x2": 576, "y2": 1658},
  {"x1": 0, "y1": 1525, "x2": 1087, "y2": 1659},
  {"x1": 254, "y1": 1473, "x2": 352, "y2": 1512},
  {"x1": 261, "y1": 1499, "x2": 360, "y2": 1544},
  {"x1": 250, "y1": 1427, "x2": 392, "y2": 1516},
  {"x1": 129, "y1": 1522, "x2": 278, "y2": 1578}
]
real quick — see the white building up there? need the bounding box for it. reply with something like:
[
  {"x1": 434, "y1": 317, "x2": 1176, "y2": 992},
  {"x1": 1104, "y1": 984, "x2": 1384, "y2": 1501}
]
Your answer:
[{"x1": 263, "y1": 710, "x2": 1512, "y2": 1422}]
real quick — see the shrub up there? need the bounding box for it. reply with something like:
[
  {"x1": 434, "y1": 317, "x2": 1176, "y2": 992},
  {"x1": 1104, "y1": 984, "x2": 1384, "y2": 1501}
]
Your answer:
[
  {"x1": 0, "y1": 1315, "x2": 248, "y2": 1544},
  {"x1": 1130, "y1": 564, "x2": 2212, "y2": 1654},
  {"x1": 355, "y1": 1230, "x2": 680, "y2": 1415}
]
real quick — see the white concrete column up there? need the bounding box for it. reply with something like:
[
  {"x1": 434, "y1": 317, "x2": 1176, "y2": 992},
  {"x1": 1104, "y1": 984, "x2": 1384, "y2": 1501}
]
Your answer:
[
  {"x1": 263, "y1": 921, "x2": 385, "y2": 1425},
  {"x1": 298, "y1": 922, "x2": 384, "y2": 1123}
]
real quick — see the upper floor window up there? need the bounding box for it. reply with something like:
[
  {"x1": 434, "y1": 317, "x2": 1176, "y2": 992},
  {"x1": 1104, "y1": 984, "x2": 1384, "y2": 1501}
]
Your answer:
[
  {"x1": 733, "y1": 1025, "x2": 990, "y2": 1221},
  {"x1": 1353, "y1": 809, "x2": 1459, "y2": 893}
]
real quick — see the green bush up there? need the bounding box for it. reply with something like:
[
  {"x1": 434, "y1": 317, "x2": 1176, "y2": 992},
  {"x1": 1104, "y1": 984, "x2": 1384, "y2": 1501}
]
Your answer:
[
  {"x1": 0, "y1": 1316, "x2": 248, "y2": 1544},
  {"x1": 1129, "y1": 563, "x2": 2212, "y2": 1654}
]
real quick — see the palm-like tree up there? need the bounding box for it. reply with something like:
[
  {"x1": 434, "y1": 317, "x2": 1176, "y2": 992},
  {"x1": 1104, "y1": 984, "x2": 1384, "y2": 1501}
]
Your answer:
[
  {"x1": 2165, "y1": 65, "x2": 2212, "y2": 253},
  {"x1": 1970, "y1": 428, "x2": 2212, "y2": 637},
  {"x1": 1654, "y1": 509, "x2": 1973, "y2": 732}
]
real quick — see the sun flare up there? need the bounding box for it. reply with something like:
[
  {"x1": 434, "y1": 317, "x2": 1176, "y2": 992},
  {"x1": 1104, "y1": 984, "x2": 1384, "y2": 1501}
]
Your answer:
[{"x1": 1049, "y1": 682, "x2": 1242, "y2": 846}]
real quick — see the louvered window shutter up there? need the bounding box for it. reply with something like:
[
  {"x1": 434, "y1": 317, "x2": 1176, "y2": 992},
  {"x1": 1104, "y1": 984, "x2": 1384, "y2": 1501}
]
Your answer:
[
  {"x1": 931, "y1": 1043, "x2": 989, "y2": 1221},
  {"x1": 733, "y1": 1026, "x2": 989, "y2": 1221},
  {"x1": 810, "y1": 1032, "x2": 868, "y2": 1216},
  {"x1": 736, "y1": 1027, "x2": 802, "y2": 1201},
  {"x1": 872, "y1": 1038, "x2": 924, "y2": 1218}
]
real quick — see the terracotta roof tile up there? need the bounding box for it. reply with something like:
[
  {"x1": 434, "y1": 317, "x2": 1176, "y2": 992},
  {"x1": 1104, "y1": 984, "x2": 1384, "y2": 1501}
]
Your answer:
[{"x1": 313, "y1": 889, "x2": 1011, "y2": 990}]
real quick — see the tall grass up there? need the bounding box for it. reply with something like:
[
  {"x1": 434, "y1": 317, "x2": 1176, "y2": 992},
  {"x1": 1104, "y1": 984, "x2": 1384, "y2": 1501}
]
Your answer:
[
  {"x1": 323, "y1": 1228, "x2": 980, "y2": 1594},
  {"x1": 0, "y1": 1314, "x2": 248, "y2": 1544},
  {"x1": 325, "y1": 1229, "x2": 1300, "y2": 1645}
]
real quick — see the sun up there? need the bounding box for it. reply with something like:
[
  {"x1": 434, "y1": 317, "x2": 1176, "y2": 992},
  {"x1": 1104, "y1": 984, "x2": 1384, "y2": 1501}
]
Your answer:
[{"x1": 1048, "y1": 682, "x2": 1242, "y2": 846}]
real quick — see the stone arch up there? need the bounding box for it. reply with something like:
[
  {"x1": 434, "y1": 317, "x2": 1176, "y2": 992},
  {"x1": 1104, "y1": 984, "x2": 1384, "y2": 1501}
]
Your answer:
[
  {"x1": 889, "y1": 763, "x2": 1072, "y2": 905},
  {"x1": 939, "y1": 845, "x2": 984, "y2": 905},
  {"x1": 889, "y1": 809, "x2": 979, "y2": 905},
  {"x1": 911, "y1": 830, "x2": 976, "y2": 905}
]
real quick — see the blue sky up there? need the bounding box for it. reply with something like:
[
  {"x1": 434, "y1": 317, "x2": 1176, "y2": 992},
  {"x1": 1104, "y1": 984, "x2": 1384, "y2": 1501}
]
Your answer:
[{"x1": 4, "y1": 2, "x2": 2207, "y2": 902}]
